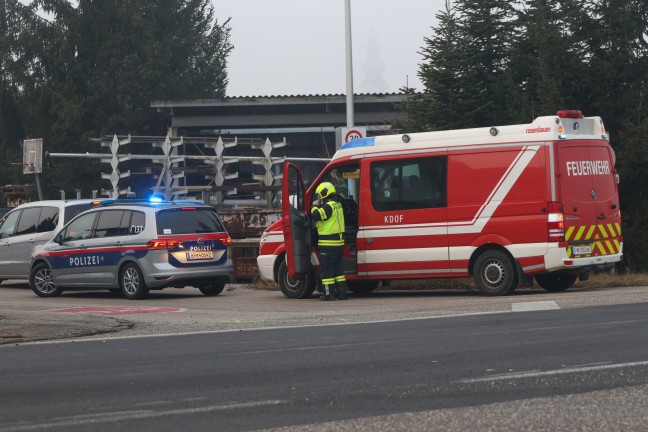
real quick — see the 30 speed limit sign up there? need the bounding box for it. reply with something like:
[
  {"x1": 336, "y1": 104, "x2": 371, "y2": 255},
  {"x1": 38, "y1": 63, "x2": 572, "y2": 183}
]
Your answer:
[
  {"x1": 336, "y1": 126, "x2": 367, "y2": 148},
  {"x1": 344, "y1": 129, "x2": 364, "y2": 142}
]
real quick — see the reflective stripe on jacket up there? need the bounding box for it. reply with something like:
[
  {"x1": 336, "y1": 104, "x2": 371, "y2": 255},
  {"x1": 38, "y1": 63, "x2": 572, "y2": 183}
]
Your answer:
[{"x1": 311, "y1": 200, "x2": 345, "y2": 247}]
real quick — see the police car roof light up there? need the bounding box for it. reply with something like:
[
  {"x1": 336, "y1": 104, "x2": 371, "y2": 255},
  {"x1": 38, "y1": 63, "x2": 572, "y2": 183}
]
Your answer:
[
  {"x1": 557, "y1": 110, "x2": 583, "y2": 119},
  {"x1": 99, "y1": 198, "x2": 159, "y2": 207}
]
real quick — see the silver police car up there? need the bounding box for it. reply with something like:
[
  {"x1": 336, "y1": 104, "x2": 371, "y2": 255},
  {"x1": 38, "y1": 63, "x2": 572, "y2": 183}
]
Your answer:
[{"x1": 29, "y1": 199, "x2": 233, "y2": 299}]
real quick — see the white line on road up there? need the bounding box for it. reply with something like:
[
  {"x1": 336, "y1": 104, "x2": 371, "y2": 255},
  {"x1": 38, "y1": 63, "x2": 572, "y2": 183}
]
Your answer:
[
  {"x1": 0, "y1": 400, "x2": 287, "y2": 432},
  {"x1": 459, "y1": 360, "x2": 648, "y2": 384},
  {"x1": 511, "y1": 301, "x2": 560, "y2": 312}
]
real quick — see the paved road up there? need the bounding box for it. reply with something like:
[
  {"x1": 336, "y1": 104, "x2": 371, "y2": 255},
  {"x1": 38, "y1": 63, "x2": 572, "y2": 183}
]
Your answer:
[
  {"x1": 1, "y1": 301, "x2": 648, "y2": 431},
  {"x1": 2, "y1": 281, "x2": 648, "y2": 343}
]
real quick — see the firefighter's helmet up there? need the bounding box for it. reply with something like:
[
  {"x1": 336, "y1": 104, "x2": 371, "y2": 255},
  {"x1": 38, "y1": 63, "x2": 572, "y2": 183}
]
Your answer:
[{"x1": 315, "y1": 182, "x2": 336, "y2": 199}]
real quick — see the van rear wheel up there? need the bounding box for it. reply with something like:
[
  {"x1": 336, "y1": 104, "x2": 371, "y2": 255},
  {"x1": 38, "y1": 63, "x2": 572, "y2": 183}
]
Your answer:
[
  {"x1": 473, "y1": 250, "x2": 518, "y2": 296},
  {"x1": 278, "y1": 259, "x2": 315, "y2": 299},
  {"x1": 535, "y1": 272, "x2": 577, "y2": 292},
  {"x1": 199, "y1": 281, "x2": 226, "y2": 296},
  {"x1": 120, "y1": 263, "x2": 149, "y2": 300}
]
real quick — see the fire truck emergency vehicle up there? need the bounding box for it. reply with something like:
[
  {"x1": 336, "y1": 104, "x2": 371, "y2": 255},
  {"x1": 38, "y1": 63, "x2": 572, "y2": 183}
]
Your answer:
[{"x1": 257, "y1": 110, "x2": 623, "y2": 297}]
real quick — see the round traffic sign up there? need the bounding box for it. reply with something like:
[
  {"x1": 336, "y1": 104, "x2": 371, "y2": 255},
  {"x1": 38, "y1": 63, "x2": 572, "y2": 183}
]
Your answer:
[{"x1": 344, "y1": 129, "x2": 364, "y2": 142}]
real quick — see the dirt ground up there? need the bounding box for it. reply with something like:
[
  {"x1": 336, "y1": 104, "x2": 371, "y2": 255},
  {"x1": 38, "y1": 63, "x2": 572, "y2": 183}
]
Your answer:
[{"x1": 0, "y1": 311, "x2": 132, "y2": 345}]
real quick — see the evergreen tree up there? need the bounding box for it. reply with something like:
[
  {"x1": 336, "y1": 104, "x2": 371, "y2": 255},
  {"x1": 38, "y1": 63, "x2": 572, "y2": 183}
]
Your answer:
[
  {"x1": 406, "y1": 1, "x2": 466, "y2": 132},
  {"x1": 453, "y1": 0, "x2": 518, "y2": 127},
  {"x1": 585, "y1": 0, "x2": 648, "y2": 271},
  {"x1": 6, "y1": 0, "x2": 233, "y2": 196},
  {"x1": 0, "y1": 0, "x2": 50, "y2": 184}
]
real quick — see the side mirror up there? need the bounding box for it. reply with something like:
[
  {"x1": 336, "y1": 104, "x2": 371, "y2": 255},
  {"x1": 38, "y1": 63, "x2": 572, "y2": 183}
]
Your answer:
[{"x1": 54, "y1": 233, "x2": 64, "y2": 245}]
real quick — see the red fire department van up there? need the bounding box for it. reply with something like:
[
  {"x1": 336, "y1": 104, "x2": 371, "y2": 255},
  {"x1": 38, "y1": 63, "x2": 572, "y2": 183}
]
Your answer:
[{"x1": 257, "y1": 110, "x2": 622, "y2": 297}]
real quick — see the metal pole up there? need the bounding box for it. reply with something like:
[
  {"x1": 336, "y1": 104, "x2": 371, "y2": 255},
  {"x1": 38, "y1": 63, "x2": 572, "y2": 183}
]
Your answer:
[
  {"x1": 345, "y1": 0, "x2": 354, "y2": 128},
  {"x1": 34, "y1": 174, "x2": 43, "y2": 201}
]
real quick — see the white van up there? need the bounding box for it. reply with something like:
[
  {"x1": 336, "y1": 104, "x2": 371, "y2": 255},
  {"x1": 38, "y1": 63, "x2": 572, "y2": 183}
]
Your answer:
[{"x1": 0, "y1": 200, "x2": 101, "y2": 282}]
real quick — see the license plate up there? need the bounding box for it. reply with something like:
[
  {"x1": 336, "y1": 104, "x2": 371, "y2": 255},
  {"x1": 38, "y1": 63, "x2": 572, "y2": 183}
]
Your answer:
[
  {"x1": 572, "y1": 245, "x2": 592, "y2": 255},
  {"x1": 187, "y1": 251, "x2": 213, "y2": 260}
]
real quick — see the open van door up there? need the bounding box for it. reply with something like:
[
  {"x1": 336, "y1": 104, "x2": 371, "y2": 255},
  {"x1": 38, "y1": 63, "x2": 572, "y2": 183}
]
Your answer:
[{"x1": 282, "y1": 162, "x2": 311, "y2": 280}]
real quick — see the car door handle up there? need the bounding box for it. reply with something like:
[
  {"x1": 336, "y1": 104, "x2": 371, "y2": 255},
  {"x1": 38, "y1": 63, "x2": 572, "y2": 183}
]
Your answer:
[{"x1": 597, "y1": 214, "x2": 606, "y2": 220}]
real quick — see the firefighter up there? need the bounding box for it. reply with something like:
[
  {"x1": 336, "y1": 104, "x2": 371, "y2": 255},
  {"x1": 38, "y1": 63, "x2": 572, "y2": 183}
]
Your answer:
[{"x1": 311, "y1": 181, "x2": 348, "y2": 301}]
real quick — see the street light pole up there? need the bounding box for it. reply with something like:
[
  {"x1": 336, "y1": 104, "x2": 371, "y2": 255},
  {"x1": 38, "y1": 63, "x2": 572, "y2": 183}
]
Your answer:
[{"x1": 344, "y1": 0, "x2": 354, "y2": 128}]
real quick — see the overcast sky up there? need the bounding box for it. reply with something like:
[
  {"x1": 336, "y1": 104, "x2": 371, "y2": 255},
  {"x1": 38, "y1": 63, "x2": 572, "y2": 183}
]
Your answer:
[{"x1": 212, "y1": 0, "x2": 447, "y2": 97}]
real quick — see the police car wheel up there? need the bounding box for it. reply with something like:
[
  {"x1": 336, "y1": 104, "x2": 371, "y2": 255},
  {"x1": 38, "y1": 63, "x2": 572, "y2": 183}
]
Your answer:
[
  {"x1": 535, "y1": 272, "x2": 577, "y2": 292},
  {"x1": 119, "y1": 263, "x2": 149, "y2": 300},
  {"x1": 199, "y1": 281, "x2": 225, "y2": 296},
  {"x1": 30, "y1": 263, "x2": 63, "y2": 297},
  {"x1": 473, "y1": 250, "x2": 518, "y2": 296},
  {"x1": 278, "y1": 259, "x2": 315, "y2": 299}
]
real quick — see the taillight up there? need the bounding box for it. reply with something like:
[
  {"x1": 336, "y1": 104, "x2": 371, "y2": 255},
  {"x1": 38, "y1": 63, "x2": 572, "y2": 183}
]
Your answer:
[
  {"x1": 547, "y1": 202, "x2": 564, "y2": 241},
  {"x1": 218, "y1": 235, "x2": 232, "y2": 246},
  {"x1": 147, "y1": 239, "x2": 182, "y2": 250}
]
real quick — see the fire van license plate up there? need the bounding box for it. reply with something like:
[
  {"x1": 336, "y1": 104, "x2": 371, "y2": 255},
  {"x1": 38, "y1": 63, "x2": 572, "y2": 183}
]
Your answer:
[
  {"x1": 187, "y1": 251, "x2": 213, "y2": 260},
  {"x1": 572, "y1": 245, "x2": 592, "y2": 255}
]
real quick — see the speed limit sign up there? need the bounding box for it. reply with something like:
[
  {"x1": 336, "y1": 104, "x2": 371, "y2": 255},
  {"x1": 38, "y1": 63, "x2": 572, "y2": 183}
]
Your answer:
[
  {"x1": 336, "y1": 127, "x2": 367, "y2": 148},
  {"x1": 344, "y1": 129, "x2": 364, "y2": 142}
]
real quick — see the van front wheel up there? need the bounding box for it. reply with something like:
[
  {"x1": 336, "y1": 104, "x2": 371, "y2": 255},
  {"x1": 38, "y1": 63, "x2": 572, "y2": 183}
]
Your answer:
[
  {"x1": 473, "y1": 250, "x2": 517, "y2": 296},
  {"x1": 278, "y1": 259, "x2": 315, "y2": 299}
]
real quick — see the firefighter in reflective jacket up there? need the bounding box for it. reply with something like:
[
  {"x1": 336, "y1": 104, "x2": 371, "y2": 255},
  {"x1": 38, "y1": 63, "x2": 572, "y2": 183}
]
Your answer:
[{"x1": 311, "y1": 181, "x2": 348, "y2": 301}]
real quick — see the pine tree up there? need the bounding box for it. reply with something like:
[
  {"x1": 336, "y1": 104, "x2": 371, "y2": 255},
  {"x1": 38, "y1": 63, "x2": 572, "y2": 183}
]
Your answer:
[
  {"x1": 453, "y1": 0, "x2": 518, "y2": 127},
  {"x1": 584, "y1": 0, "x2": 648, "y2": 271},
  {"x1": 5, "y1": 0, "x2": 233, "y2": 196},
  {"x1": 409, "y1": 0, "x2": 466, "y2": 132}
]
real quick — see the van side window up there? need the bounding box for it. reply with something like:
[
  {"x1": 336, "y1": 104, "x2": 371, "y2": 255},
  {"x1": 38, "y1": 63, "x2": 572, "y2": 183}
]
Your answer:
[
  {"x1": 37, "y1": 207, "x2": 59, "y2": 233},
  {"x1": 94, "y1": 210, "x2": 125, "y2": 238},
  {"x1": 0, "y1": 211, "x2": 21, "y2": 238},
  {"x1": 370, "y1": 156, "x2": 447, "y2": 211},
  {"x1": 15, "y1": 207, "x2": 41, "y2": 236}
]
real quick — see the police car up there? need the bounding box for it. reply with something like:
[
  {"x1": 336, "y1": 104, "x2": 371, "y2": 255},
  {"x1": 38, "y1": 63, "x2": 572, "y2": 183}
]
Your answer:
[{"x1": 28, "y1": 199, "x2": 234, "y2": 299}]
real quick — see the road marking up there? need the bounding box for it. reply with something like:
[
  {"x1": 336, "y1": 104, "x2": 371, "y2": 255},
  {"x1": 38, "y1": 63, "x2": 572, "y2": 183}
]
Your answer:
[
  {"x1": 459, "y1": 360, "x2": 648, "y2": 384},
  {"x1": 0, "y1": 400, "x2": 286, "y2": 431},
  {"x1": 511, "y1": 301, "x2": 560, "y2": 312},
  {"x1": 48, "y1": 306, "x2": 185, "y2": 315}
]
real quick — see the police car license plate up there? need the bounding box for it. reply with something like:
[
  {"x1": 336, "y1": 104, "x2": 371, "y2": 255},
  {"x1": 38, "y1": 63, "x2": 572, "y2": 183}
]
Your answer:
[
  {"x1": 187, "y1": 251, "x2": 213, "y2": 260},
  {"x1": 572, "y1": 245, "x2": 592, "y2": 255}
]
